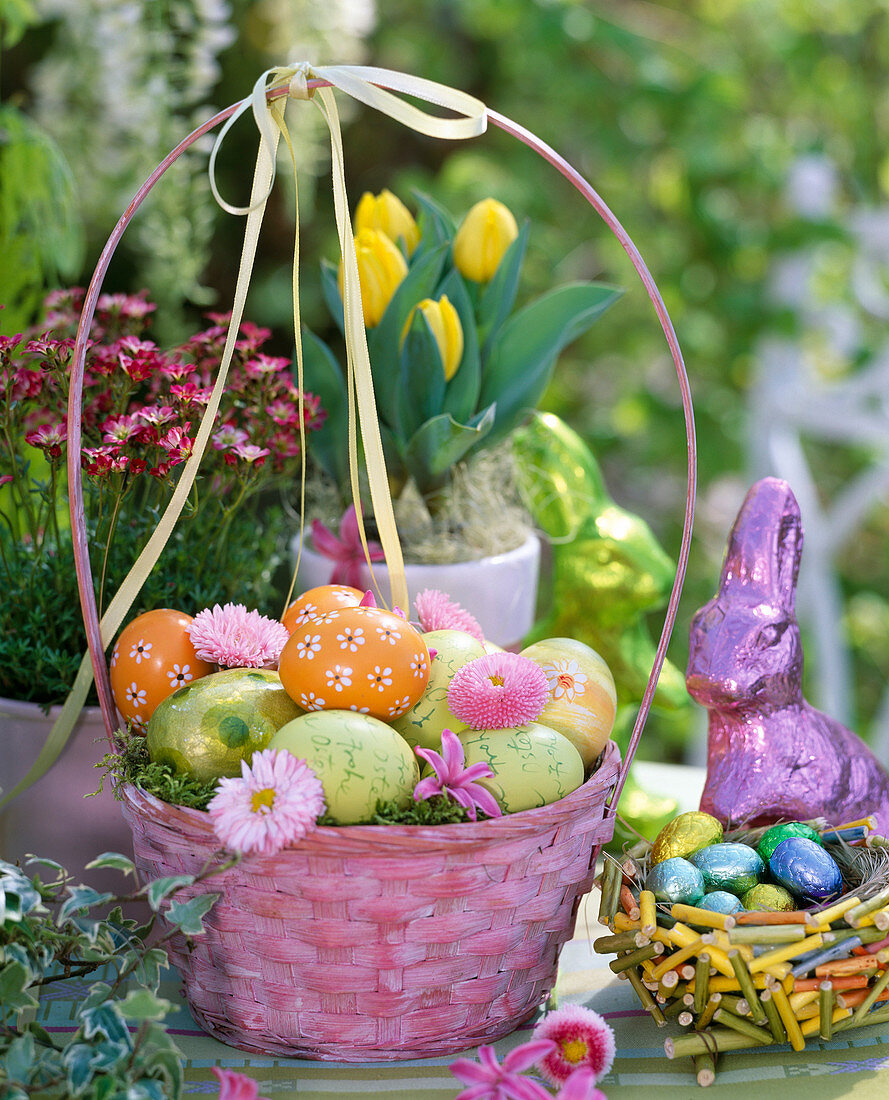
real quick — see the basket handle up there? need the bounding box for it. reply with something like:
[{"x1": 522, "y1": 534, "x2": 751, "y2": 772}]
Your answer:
[{"x1": 66, "y1": 75, "x2": 696, "y2": 797}]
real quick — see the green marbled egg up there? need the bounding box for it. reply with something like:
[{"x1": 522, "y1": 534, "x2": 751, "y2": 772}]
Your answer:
[
  {"x1": 269, "y1": 709, "x2": 419, "y2": 824},
  {"x1": 146, "y1": 668, "x2": 302, "y2": 782},
  {"x1": 390, "y1": 629, "x2": 486, "y2": 751},
  {"x1": 454, "y1": 722, "x2": 584, "y2": 814}
]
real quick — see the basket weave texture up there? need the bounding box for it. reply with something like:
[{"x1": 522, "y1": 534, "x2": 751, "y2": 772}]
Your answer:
[{"x1": 120, "y1": 739, "x2": 619, "y2": 1061}]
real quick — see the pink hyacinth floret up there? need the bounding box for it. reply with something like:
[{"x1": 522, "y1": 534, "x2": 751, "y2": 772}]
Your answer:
[
  {"x1": 207, "y1": 748, "x2": 325, "y2": 856},
  {"x1": 186, "y1": 603, "x2": 289, "y2": 669},
  {"x1": 211, "y1": 1066, "x2": 270, "y2": 1100},
  {"x1": 414, "y1": 728, "x2": 502, "y2": 822},
  {"x1": 311, "y1": 504, "x2": 384, "y2": 588},
  {"x1": 414, "y1": 588, "x2": 485, "y2": 644},
  {"x1": 532, "y1": 1004, "x2": 616, "y2": 1086},
  {"x1": 448, "y1": 652, "x2": 549, "y2": 730},
  {"x1": 451, "y1": 1039, "x2": 557, "y2": 1100}
]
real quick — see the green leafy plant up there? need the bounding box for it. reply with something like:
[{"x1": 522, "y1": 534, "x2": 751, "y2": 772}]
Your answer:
[
  {"x1": 0, "y1": 849, "x2": 228, "y2": 1098},
  {"x1": 302, "y1": 191, "x2": 621, "y2": 523}
]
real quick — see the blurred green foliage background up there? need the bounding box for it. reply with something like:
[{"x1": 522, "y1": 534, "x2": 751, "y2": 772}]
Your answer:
[{"x1": 3, "y1": 0, "x2": 888, "y2": 759}]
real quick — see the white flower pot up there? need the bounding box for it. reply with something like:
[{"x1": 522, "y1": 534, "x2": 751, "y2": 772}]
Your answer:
[
  {"x1": 291, "y1": 534, "x2": 541, "y2": 649},
  {"x1": 0, "y1": 696, "x2": 132, "y2": 889}
]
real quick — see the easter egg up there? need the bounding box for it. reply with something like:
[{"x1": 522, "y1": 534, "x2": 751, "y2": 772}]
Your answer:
[
  {"x1": 699, "y1": 890, "x2": 744, "y2": 915},
  {"x1": 520, "y1": 638, "x2": 616, "y2": 768},
  {"x1": 282, "y1": 584, "x2": 364, "y2": 633},
  {"x1": 110, "y1": 608, "x2": 213, "y2": 731},
  {"x1": 690, "y1": 843, "x2": 764, "y2": 896},
  {"x1": 146, "y1": 668, "x2": 302, "y2": 781},
  {"x1": 269, "y1": 709, "x2": 419, "y2": 824},
  {"x1": 453, "y1": 722, "x2": 584, "y2": 813},
  {"x1": 757, "y1": 822, "x2": 823, "y2": 863},
  {"x1": 390, "y1": 630, "x2": 486, "y2": 750},
  {"x1": 278, "y1": 603, "x2": 430, "y2": 721},
  {"x1": 741, "y1": 883, "x2": 796, "y2": 912},
  {"x1": 769, "y1": 837, "x2": 843, "y2": 904},
  {"x1": 649, "y1": 811, "x2": 724, "y2": 867},
  {"x1": 644, "y1": 857, "x2": 705, "y2": 906}
]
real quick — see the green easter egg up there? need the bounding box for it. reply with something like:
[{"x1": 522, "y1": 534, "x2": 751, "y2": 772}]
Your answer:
[
  {"x1": 390, "y1": 629, "x2": 486, "y2": 751},
  {"x1": 454, "y1": 722, "x2": 584, "y2": 814},
  {"x1": 741, "y1": 883, "x2": 797, "y2": 912},
  {"x1": 757, "y1": 822, "x2": 823, "y2": 863},
  {"x1": 269, "y1": 710, "x2": 419, "y2": 824},
  {"x1": 146, "y1": 668, "x2": 302, "y2": 782}
]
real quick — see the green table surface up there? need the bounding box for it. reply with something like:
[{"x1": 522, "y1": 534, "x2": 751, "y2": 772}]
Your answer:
[{"x1": 36, "y1": 888, "x2": 889, "y2": 1099}]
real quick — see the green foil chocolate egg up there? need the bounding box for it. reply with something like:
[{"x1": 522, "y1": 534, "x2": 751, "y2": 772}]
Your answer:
[
  {"x1": 690, "y1": 843, "x2": 764, "y2": 896},
  {"x1": 146, "y1": 668, "x2": 302, "y2": 781},
  {"x1": 757, "y1": 822, "x2": 823, "y2": 863},
  {"x1": 649, "y1": 811, "x2": 724, "y2": 867},
  {"x1": 741, "y1": 883, "x2": 797, "y2": 912}
]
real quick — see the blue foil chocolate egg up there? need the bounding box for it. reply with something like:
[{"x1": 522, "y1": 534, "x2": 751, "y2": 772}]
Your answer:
[
  {"x1": 644, "y1": 857, "x2": 705, "y2": 906},
  {"x1": 699, "y1": 890, "x2": 744, "y2": 915},
  {"x1": 690, "y1": 843, "x2": 764, "y2": 897},
  {"x1": 769, "y1": 837, "x2": 843, "y2": 904}
]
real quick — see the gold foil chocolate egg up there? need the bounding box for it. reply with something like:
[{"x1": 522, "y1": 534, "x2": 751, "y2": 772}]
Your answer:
[
  {"x1": 741, "y1": 883, "x2": 796, "y2": 912},
  {"x1": 649, "y1": 811, "x2": 724, "y2": 867}
]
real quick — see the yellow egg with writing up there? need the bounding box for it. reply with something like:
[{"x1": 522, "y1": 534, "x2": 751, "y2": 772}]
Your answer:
[
  {"x1": 391, "y1": 629, "x2": 486, "y2": 750},
  {"x1": 270, "y1": 709, "x2": 419, "y2": 824},
  {"x1": 520, "y1": 638, "x2": 616, "y2": 769}
]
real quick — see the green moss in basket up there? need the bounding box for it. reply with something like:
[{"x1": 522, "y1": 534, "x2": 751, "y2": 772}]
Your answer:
[
  {"x1": 368, "y1": 795, "x2": 482, "y2": 826},
  {"x1": 94, "y1": 731, "x2": 220, "y2": 811}
]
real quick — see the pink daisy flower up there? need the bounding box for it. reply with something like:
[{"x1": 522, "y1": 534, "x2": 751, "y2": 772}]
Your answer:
[
  {"x1": 448, "y1": 652, "x2": 549, "y2": 730},
  {"x1": 415, "y1": 588, "x2": 484, "y2": 644},
  {"x1": 207, "y1": 749, "x2": 325, "y2": 856},
  {"x1": 187, "y1": 603, "x2": 290, "y2": 669},
  {"x1": 211, "y1": 1067, "x2": 270, "y2": 1100},
  {"x1": 414, "y1": 728, "x2": 502, "y2": 822},
  {"x1": 532, "y1": 1005, "x2": 616, "y2": 1086},
  {"x1": 451, "y1": 1039, "x2": 557, "y2": 1100}
]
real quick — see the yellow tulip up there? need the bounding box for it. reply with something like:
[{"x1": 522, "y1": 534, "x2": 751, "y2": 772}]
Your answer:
[
  {"x1": 339, "y1": 228, "x2": 408, "y2": 328},
  {"x1": 404, "y1": 295, "x2": 464, "y2": 381},
  {"x1": 453, "y1": 198, "x2": 519, "y2": 282},
  {"x1": 354, "y1": 189, "x2": 420, "y2": 255}
]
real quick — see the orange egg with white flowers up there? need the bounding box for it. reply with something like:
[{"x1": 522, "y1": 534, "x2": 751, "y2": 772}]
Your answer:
[
  {"x1": 278, "y1": 604, "x2": 430, "y2": 721},
  {"x1": 110, "y1": 608, "x2": 213, "y2": 732},
  {"x1": 282, "y1": 584, "x2": 365, "y2": 634}
]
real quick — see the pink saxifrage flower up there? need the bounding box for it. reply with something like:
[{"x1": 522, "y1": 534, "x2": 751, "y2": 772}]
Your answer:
[
  {"x1": 414, "y1": 727, "x2": 502, "y2": 822},
  {"x1": 311, "y1": 504, "x2": 385, "y2": 588},
  {"x1": 207, "y1": 748, "x2": 325, "y2": 856},
  {"x1": 448, "y1": 652, "x2": 549, "y2": 730},
  {"x1": 450, "y1": 1039, "x2": 556, "y2": 1100},
  {"x1": 532, "y1": 1005, "x2": 616, "y2": 1086},
  {"x1": 187, "y1": 603, "x2": 290, "y2": 669},
  {"x1": 211, "y1": 1066, "x2": 270, "y2": 1099},
  {"x1": 414, "y1": 588, "x2": 484, "y2": 644}
]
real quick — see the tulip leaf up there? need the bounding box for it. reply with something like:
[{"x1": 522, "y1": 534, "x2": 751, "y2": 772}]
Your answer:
[
  {"x1": 412, "y1": 190, "x2": 457, "y2": 251},
  {"x1": 479, "y1": 282, "x2": 622, "y2": 448},
  {"x1": 478, "y1": 219, "x2": 530, "y2": 357},
  {"x1": 404, "y1": 404, "x2": 496, "y2": 496},
  {"x1": 437, "y1": 269, "x2": 481, "y2": 423},
  {"x1": 295, "y1": 327, "x2": 348, "y2": 490},
  {"x1": 319, "y1": 259, "x2": 345, "y2": 335},
  {"x1": 367, "y1": 243, "x2": 449, "y2": 415},
  {"x1": 396, "y1": 311, "x2": 447, "y2": 440},
  {"x1": 379, "y1": 422, "x2": 407, "y2": 491}
]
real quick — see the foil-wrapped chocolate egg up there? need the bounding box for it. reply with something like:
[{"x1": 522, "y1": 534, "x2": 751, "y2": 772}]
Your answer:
[
  {"x1": 644, "y1": 857, "x2": 705, "y2": 906},
  {"x1": 649, "y1": 811, "x2": 724, "y2": 867},
  {"x1": 741, "y1": 883, "x2": 796, "y2": 912},
  {"x1": 769, "y1": 837, "x2": 843, "y2": 904},
  {"x1": 757, "y1": 822, "x2": 822, "y2": 863},
  {"x1": 690, "y1": 843, "x2": 764, "y2": 897},
  {"x1": 699, "y1": 890, "x2": 744, "y2": 915}
]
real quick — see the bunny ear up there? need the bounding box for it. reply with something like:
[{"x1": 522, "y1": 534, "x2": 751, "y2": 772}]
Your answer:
[{"x1": 718, "y1": 477, "x2": 803, "y2": 609}]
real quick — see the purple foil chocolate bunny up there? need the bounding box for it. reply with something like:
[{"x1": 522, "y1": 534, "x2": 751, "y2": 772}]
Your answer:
[{"x1": 686, "y1": 477, "x2": 889, "y2": 834}]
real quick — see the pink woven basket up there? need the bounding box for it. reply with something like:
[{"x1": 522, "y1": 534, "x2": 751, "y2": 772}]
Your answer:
[{"x1": 67, "y1": 69, "x2": 696, "y2": 1061}]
